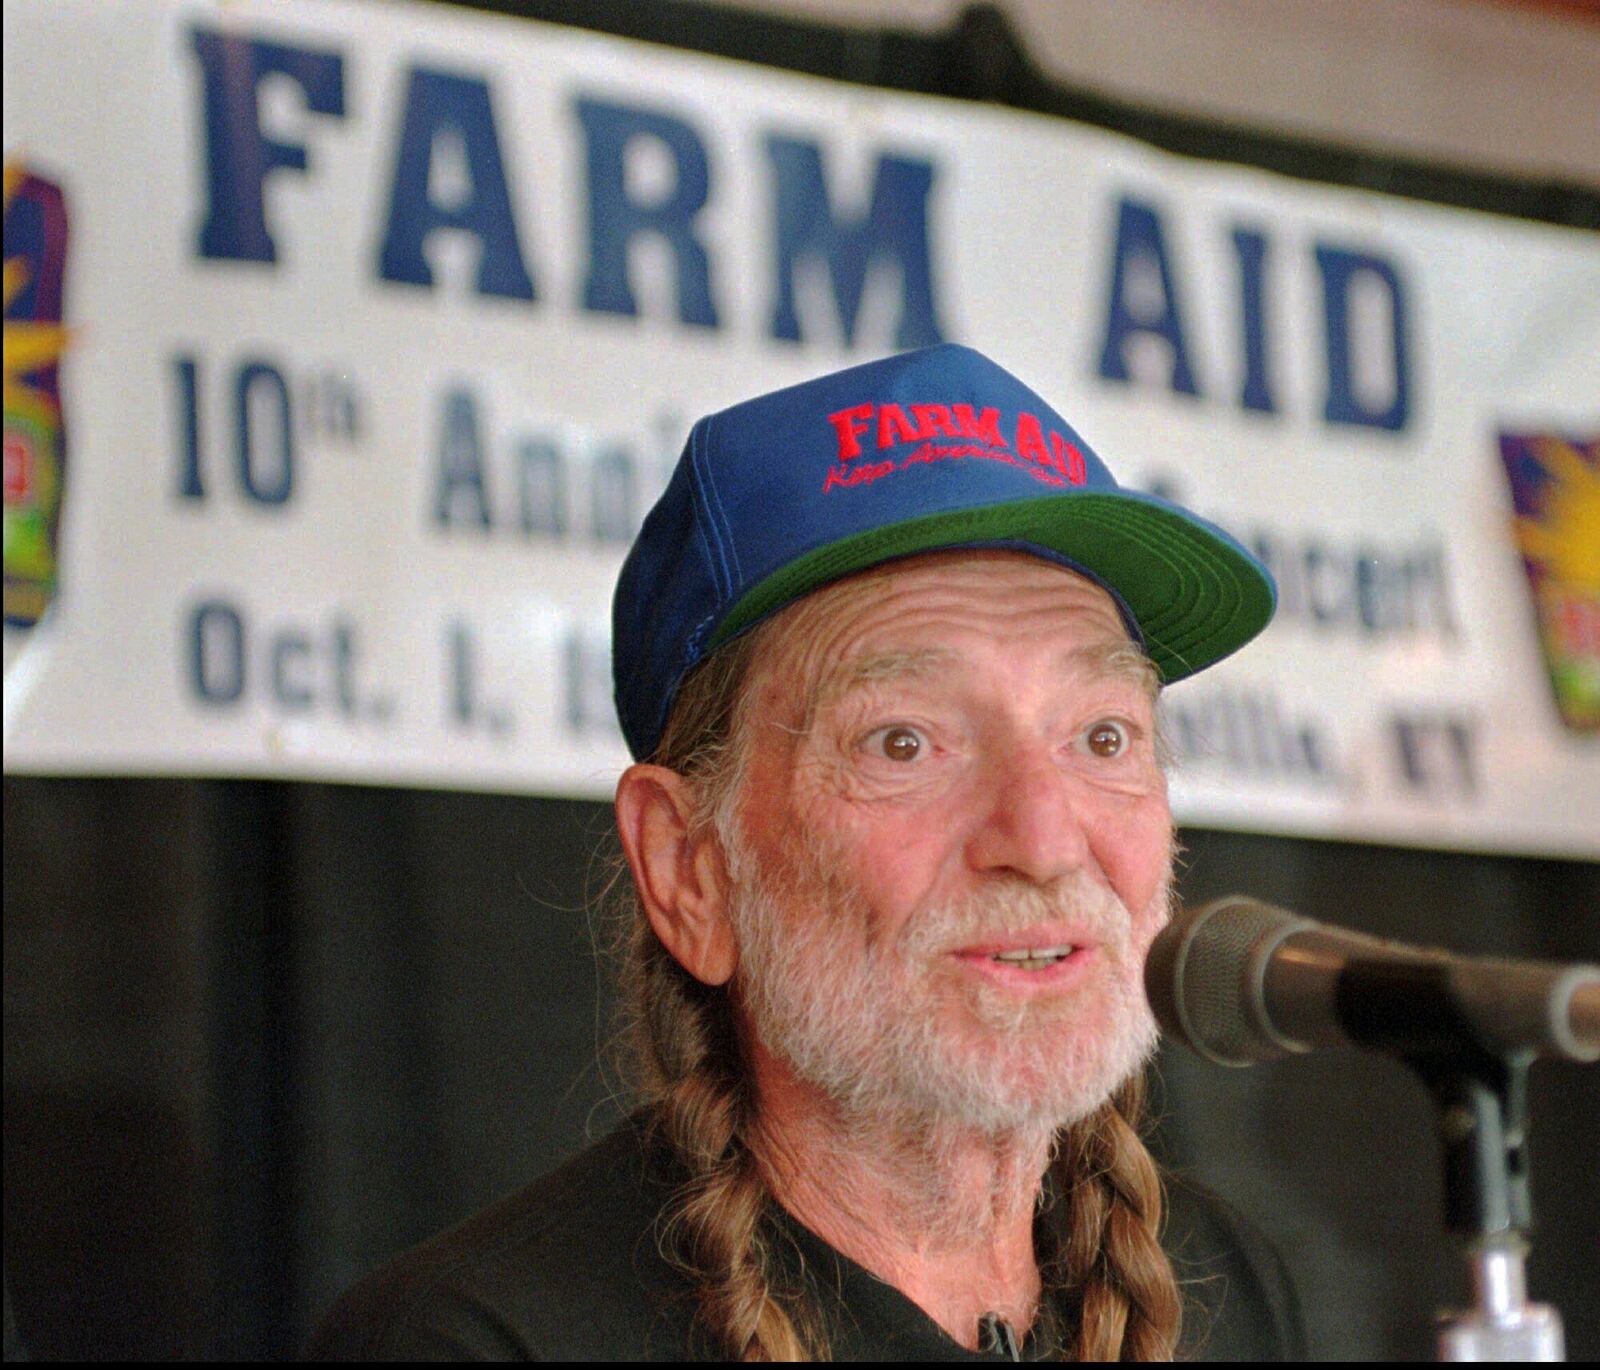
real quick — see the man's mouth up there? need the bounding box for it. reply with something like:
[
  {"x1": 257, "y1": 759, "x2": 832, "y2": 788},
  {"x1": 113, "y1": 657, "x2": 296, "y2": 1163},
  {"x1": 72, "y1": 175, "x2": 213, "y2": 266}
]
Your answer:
[
  {"x1": 987, "y1": 945, "x2": 1077, "y2": 971},
  {"x1": 947, "y1": 934, "x2": 1099, "y2": 989}
]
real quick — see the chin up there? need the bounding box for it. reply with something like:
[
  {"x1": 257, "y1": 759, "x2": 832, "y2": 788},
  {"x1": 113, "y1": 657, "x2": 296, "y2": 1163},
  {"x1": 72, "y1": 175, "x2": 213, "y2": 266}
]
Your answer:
[{"x1": 910, "y1": 1022, "x2": 1149, "y2": 1137}]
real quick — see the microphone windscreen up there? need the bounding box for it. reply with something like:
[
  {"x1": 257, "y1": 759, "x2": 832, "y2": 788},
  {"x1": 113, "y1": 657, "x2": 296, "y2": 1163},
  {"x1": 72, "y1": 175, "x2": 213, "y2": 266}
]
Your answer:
[{"x1": 1145, "y1": 897, "x2": 1313, "y2": 1065}]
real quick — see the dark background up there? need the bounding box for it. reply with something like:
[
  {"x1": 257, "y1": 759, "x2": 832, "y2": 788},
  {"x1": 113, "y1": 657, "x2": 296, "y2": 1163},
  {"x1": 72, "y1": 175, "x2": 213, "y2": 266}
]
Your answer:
[
  {"x1": 5, "y1": 1, "x2": 1599, "y2": 1361},
  {"x1": 5, "y1": 778, "x2": 1598, "y2": 1361}
]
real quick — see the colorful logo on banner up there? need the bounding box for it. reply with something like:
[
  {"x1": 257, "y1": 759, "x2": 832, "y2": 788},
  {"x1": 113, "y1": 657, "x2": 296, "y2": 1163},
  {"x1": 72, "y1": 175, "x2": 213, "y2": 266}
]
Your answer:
[
  {"x1": 1497, "y1": 431, "x2": 1600, "y2": 732},
  {"x1": 3, "y1": 161, "x2": 71, "y2": 629}
]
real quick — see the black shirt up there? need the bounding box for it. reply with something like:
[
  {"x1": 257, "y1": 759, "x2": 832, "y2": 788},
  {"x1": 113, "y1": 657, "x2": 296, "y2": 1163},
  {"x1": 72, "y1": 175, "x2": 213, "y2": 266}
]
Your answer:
[{"x1": 304, "y1": 1113, "x2": 1304, "y2": 1361}]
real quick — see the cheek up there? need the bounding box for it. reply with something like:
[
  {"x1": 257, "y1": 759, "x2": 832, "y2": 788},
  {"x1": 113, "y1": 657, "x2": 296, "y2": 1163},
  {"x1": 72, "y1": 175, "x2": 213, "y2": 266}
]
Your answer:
[
  {"x1": 790, "y1": 793, "x2": 951, "y2": 943},
  {"x1": 857, "y1": 834, "x2": 950, "y2": 934},
  {"x1": 1090, "y1": 790, "x2": 1173, "y2": 921}
]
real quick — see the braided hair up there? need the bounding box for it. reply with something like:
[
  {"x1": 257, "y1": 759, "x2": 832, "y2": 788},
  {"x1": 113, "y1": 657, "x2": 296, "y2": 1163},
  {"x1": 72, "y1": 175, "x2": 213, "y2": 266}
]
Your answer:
[{"x1": 617, "y1": 623, "x2": 1182, "y2": 1360}]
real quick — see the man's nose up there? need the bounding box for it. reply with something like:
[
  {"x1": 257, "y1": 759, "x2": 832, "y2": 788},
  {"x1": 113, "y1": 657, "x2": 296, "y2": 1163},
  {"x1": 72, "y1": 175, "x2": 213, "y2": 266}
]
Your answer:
[{"x1": 962, "y1": 743, "x2": 1094, "y2": 885}]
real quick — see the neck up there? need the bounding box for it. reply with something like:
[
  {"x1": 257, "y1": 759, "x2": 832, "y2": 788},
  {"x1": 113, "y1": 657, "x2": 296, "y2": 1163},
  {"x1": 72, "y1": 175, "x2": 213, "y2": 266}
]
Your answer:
[{"x1": 747, "y1": 1046, "x2": 1055, "y2": 1349}]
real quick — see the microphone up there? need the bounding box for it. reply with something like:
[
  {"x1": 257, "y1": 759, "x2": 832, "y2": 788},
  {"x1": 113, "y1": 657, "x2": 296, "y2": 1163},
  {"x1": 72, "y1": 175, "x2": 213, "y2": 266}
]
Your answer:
[{"x1": 1145, "y1": 896, "x2": 1600, "y2": 1067}]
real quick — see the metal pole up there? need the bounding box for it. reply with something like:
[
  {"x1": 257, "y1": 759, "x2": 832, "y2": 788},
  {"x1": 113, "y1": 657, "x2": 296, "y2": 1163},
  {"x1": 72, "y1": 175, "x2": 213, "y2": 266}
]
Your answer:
[{"x1": 1437, "y1": 1237, "x2": 1565, "y2": 1362}]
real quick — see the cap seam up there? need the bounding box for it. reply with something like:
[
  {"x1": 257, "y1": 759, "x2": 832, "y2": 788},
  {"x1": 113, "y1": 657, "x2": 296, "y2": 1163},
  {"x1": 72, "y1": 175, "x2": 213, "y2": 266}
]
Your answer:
[
  {"x1": 701, "y1": 423, "x2": 744, "y2": 584},
  {"x1": 689, "y1": 413, "x2": 740, "y2": 594}
]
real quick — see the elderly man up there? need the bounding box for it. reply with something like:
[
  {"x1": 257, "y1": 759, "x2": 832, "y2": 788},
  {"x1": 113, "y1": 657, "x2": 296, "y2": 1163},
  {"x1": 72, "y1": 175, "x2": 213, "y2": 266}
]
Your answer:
[{"x1": 307, "y1": 346, "x2": 1302, "y2": 1361}]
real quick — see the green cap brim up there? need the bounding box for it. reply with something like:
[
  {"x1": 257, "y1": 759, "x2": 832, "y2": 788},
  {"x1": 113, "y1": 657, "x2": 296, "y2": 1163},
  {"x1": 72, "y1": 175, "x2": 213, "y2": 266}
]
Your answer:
[{"x1": 707, "y1": 492, "x2": 1275, "y2": 683}]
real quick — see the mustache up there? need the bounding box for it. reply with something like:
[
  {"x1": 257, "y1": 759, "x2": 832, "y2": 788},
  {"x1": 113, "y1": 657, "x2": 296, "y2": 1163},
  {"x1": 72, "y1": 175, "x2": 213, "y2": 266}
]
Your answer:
[{"x1": 896, "y1": 871, "x2": 1136, "y2": 959}]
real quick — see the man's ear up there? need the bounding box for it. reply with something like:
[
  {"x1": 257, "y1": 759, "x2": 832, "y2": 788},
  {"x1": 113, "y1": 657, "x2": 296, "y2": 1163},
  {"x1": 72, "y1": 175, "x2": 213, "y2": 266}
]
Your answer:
[{"x1": 614, "y1": 763, "x2": 737, "y2": 986}]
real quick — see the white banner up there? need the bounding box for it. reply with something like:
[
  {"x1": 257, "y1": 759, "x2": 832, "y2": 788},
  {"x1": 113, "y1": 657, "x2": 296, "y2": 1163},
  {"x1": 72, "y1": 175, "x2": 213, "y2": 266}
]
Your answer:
[{"x1": 4, "y1": 0, "x2": 1597, "y2": 857}]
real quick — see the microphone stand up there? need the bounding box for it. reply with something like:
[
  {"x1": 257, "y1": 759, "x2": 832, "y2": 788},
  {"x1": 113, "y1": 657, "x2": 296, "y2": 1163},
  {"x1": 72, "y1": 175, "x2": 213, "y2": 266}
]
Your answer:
[
  {"x1": 1411, "y1": 1051, "x2": 1564, "y2": 1362},
  {"x1": 1343, "y1": 961, "x2": 1567, "y2": 1361}
]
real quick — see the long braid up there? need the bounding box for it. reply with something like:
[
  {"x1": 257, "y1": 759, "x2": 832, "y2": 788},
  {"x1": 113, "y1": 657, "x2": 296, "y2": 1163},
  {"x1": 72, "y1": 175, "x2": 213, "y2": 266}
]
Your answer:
[
  {"x1": 619, "y1": 630, "x2": 826, "y2": 1360},
  {"x1": 618, "y1": 624, "x2": 1179, "y2": 1360},
  {"x1": 1052, "y1": 1077, "x2": 1182, "y2": 1359},
  {"x1": 627, "y1": 919, "x2": 824, "y2": 1359}
]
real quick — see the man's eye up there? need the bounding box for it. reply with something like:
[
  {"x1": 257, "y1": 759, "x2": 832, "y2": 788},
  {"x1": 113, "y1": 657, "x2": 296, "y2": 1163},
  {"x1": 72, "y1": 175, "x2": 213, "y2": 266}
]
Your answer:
[
  {"x1": 870, "y1": 725, "x2": 925, "y2": 763},
  {"x1": 1084, "y1": 720, "x2": 1128, "y2": 758}
]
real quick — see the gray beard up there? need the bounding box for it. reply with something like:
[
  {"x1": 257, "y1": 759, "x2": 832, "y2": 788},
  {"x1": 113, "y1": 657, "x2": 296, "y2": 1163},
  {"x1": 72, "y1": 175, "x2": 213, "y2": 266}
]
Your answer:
[{"x1": 723, "y1": 823, "x2": 1170, "y2": 1142}]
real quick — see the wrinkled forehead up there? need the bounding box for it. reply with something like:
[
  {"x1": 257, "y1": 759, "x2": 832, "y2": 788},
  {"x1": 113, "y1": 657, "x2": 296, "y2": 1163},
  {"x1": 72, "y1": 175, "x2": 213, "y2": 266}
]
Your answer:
[{"x1": 744, "y1": 551, "x2": 1157, "y2": 726}]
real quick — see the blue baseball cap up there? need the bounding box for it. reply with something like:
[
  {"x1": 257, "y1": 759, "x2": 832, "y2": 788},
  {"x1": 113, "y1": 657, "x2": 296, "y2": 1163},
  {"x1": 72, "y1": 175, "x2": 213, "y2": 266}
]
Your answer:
[{"x1": 613, "y1": 344, "x2": 1275, "y2": 761}]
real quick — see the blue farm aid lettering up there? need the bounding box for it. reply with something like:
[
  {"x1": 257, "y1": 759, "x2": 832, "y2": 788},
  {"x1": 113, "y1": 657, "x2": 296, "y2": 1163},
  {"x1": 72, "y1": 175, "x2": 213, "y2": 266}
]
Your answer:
[
  {"x1": 186, "y1": 27, "x2": 945, "y2": 352},
  {"x1": 185, "y1": 27, "x2": 1415, "y2": 434},
  {"x1": 1095, "y1": 198, "x2": 1414, "y2": 433}
]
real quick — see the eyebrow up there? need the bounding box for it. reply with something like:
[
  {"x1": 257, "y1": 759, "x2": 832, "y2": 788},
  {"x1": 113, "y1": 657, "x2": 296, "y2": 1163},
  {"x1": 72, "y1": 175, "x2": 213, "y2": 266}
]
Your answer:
[
  {"x1": 808, "y1": 647, "x2": 957, "y2": 721},
  {"x1": 1072, "y1": 640, "x2": 1162, "y2": 701}
]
